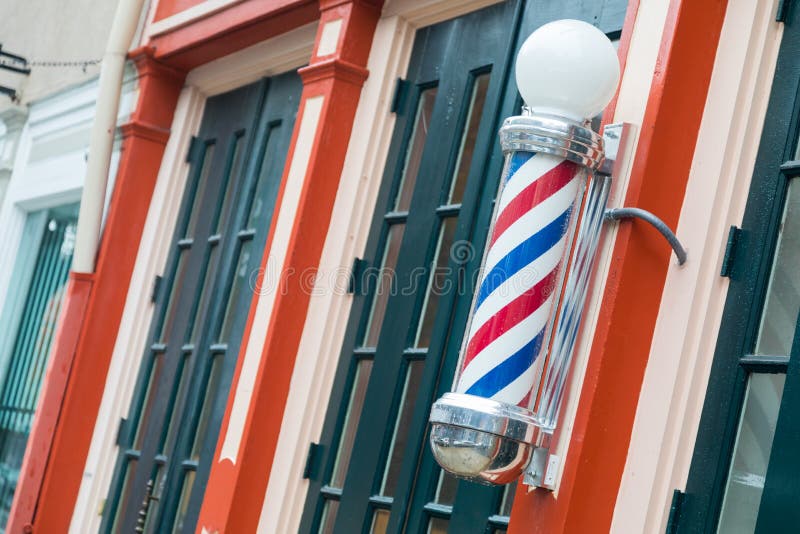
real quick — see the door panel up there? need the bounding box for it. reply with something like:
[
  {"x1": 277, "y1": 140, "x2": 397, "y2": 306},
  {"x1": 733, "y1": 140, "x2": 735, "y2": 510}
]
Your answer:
[
  {"x1": 103, "y1": 71, "x2": 301, "y2": 533},
  {"x1": 681, "y1": 5, "x2": 800, "y2": 532},
  {"x1": 300, "y1": 2, "x2": 627, "y2": 533}
]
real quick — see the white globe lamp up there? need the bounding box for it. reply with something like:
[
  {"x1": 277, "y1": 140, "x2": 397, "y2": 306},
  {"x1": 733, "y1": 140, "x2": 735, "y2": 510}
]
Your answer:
[{"x1": 515, "y1": 19, "x2": 620, "y2": 122}]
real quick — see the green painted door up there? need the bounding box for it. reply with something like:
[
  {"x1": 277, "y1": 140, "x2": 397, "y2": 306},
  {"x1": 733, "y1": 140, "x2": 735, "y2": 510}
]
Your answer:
[
  {"x1": 299, "y1": 2, "x2": 627, "y2": 533},
  {"x1": 0, "y1": 203, "x2": 78, "y2": 530},
  {"x1": 680, "y1": 7, "x2": 800, "y2": 534},
  {"x1": 102, "y1": 71, "x2": 302, "y2": 533}
]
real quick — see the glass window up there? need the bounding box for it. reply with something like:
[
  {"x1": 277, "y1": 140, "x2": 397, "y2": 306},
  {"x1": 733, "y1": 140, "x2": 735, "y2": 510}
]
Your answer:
[
  {"x1": 756, "y1": 180, "x2": 800, "y2": 355},
  {"x1": 717, "y1": 373, "x2": 785, "y2": 533}
]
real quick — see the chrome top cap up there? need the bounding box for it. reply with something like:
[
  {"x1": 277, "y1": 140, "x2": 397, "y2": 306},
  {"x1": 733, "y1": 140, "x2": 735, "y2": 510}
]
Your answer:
[{"x1": 499, "y1": 110, "x2": 605, "y2": 170}]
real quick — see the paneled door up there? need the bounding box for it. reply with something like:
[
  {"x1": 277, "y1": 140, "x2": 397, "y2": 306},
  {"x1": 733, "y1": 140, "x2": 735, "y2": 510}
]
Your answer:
[
  {"x1": 102, "y1": 71, "x2": 302, "y2": 533},
  {"x1": 299, "y1": 2, "x2": 627, "y2": 533},
  {"x1": 681, "y1": 7, "x2": 800, "y2": 533}
]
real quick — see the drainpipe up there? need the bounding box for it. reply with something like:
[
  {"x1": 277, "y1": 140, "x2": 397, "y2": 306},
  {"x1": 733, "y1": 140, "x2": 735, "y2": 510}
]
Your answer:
[{"x1": 71, "y1": 0, "x2": 146, "y2": 273}]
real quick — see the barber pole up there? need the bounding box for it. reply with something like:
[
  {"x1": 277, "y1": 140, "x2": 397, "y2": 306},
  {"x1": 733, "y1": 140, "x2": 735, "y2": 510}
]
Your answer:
[
  {"x1": 429, "y1": 19, "x2": 620, "y2": 486},
  {"x1": 455, "y1": 152, "x2": 581, "y2": 407}
]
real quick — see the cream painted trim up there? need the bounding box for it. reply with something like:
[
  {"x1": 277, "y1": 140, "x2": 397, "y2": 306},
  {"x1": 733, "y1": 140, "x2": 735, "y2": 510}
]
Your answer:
[
  {"x1": 316, "y1": 19, "x2": 343, "y2": 57},
  {"x1": 611, "y1": 0, "x2": 784, "y2": 531},
  {"x1": 219, "y1": 94, "x2": 325, "y2": 463},
  {"x1": 69, "y1": 86, "x2": 206, "y2": 534},
  {"x1": 146, "y1": 0, "x2": 243, "y2": 38},
  {"x1": 71, "y1": 25, "x2": 316, "y2": 531},
  {"x1": 542, "y1": 0, "x2": 672, "y2": 494},
  {"x1": 186, "y1": 22, "x2": 317, "y2": 96}
]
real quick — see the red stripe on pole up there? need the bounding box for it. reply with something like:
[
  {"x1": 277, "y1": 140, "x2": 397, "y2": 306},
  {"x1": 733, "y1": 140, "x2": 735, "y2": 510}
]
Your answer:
[
  {"x1": 462, "y1": 268, "x2": 560, "y2": 369},
  {"x1": 490, "y1": 160, "x2": 577, "y2": 247}
]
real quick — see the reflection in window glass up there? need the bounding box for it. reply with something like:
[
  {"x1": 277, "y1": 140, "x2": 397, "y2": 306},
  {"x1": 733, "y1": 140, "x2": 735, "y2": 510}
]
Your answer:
[
  {"x1": 184, "y1": 143, "x2": 215, "y2": 239},
  {"x1": 448, "y1": 73, "x2": 491, "y2": 204},
  {"x1": 435, "y1": 469, "x2": 459, "y2": 506},
  {"x1": 330, "y1": 359, "x2": 373, "y2": 487},
  {"x1": 380, "y1": 360, "x2": 426, "y2": 496},
  {"x1": 318, "y1": 500, "x2": 338, "y2": 534},
  {"x1": 371, "y1": 509, "x2": 390, "y2": 534},
  {"x1": 217, "y1": 241, "x2": 253, "y2": 343},
  {"x1": 214, "y1": 135, "x2": 244, "y2": 234},
  {"x1": 363, "y1": 224, "x2": 405, "y2": 347},
  {"x1": 191, "y1": 355, "x2": 223, "y2": 461},
  {"x1": 395, "y1": 89, "x2": 438, "y2": 212},
  {"x1": 189, "y1": 247, "x2": 219, "y2": 342},
  {"x1": 427, "y1": 517, "x2": 449, "y2": 534},
  {"x1": 133, "y1": 355, "x2": 163, "y2": 450},
  {"x1": 112, "y1": 459, "x2": 137, "y2": 532},
  {"x1": 717, "y1": 373, "x2": 785, "y2": 533},
  {"x1": 415, "y1": 217, "x2": 459, "y2": 348},
  {"x1": 172, "y1": 470, "x2": 196, "y2": 533},
  {"x1": 756, "y1": 180, "x2": 800, "y2": 355},
  {"x1": 159, "y1": 250, "x2": 190, "y2": 342}
]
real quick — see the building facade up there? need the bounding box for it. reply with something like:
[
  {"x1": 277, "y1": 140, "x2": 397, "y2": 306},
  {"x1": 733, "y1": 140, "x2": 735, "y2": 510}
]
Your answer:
[
  {"x1": 4, "y1": 0, "x2": 800, "y2": 532},
  {"x1": 0, "y1": 1, "x2": 130, "y2": 531}
]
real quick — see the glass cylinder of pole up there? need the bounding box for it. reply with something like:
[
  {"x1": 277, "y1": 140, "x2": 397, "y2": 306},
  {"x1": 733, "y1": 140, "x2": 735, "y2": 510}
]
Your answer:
[{"x1": 429, "y1": 110, "x2": 605, "y2": 485}]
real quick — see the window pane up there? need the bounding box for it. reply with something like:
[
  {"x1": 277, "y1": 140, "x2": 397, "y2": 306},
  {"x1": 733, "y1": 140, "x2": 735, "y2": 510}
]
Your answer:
[
  {"x1": 427, "y1": 517, "x2": 449, "y2": 534},
  {"x1": 247, "y1": 125, "x2": 282, "y2": 229},
  {"x1": 718, "y1": 373, "x2": 785, "y2": 533},
  {"x1": 395, "y1": 88, "x2": 438, "y2": 212},
  {"x1": 498, "y1": 484, "x2": 515, "y2": 516},
  {"x1": 363, "y1": 224, "x2": 405, "y2": 347},
  {"x1": 371, "y1": 509, "x2": 390, "y2": 534},
  {"x1": 133, "y1": 355, "x2": 163, "y2": 450},
  {"x1": 448, "y1": 73, "x2": 491, "y2": 204},
  {"x1": 415, "y1": 217, "x2": 459, "y2": 348},
  {"x1": 756, "y1": 180, "x2": 800, "y2": 355},
  {"x1": 189, "y1": 246, "x2": 219, "y2": 343},
  {"x1": 144, "y1": 465, "x2": 166, "y2": 534},
  {"x1": 111, "y1": 459, "x2": 137, "y2": 532},
  {"x1": 435, "y1": 470, "x2": 459, "y2": 506},
  {"x1": 218, "y1": 240, "x2": 253, "y2": 343},
  {"x1": 381, "y1": 359, "x2": 426, "y2": 496},
  {"x1": 190, "y1": 355, "x2": 223, "y2": 461},
  {"x1": 184, "y1": 143, "x2": 215, "y2": 239},
  {"x1": 318, "y1": 499, "x2": 339, "y2": 534},
  {"x1": 330, "y1": 359, "x2": 373, "y2": 487},
  {"x1": 161, "y1": 355, "x2": 190, "y2": 454},
  {"x1": 159, "y1": 249, "x2": 190, "y2": 342},
  {"x1": 214, "y1": 134, "x2": 244, "y2": 234},
  {"x1": 172, "y1": 470, "x2": 196, "y2": 533}
]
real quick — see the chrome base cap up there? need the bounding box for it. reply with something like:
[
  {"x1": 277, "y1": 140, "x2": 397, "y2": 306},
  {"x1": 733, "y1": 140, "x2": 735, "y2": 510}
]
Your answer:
[{"x1": 429, "y1": 393, "x2": 538, "y2": 485}]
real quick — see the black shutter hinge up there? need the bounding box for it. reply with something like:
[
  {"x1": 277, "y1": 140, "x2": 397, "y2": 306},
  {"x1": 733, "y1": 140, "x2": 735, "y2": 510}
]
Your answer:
[
  {"x1": 186, "y1": 135, "x2": 202, "y2": 163},
  {"x1": 777, "y1": 0, "x2": 793, "y2": 22},
  {"x1": 303, "y1": 442, "x2": 322, "y2": 479},
  {"x1": 348, "y1": 258, "x2": 368, "y2": 295},
  {"x1": 116, "y1": 417, "x2": 131, "y2": 447},
  {"x1": 665, "y1": 489, "x2": 686, "y2": 534},
  {"x1": 391, "y1": 78, "x2": 410, "y2": 114},
  {"x1": 151, "y1": 274, "x2": 163, "y2": 303},
  {"x1": 720, "y1": 225, "x2": 742, "y2": 278}
]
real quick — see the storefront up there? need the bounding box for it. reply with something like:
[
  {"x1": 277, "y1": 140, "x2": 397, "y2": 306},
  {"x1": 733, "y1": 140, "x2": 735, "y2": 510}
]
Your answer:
[{"x1": 8, "y1": 0, "x2": 800, "y2": 532}]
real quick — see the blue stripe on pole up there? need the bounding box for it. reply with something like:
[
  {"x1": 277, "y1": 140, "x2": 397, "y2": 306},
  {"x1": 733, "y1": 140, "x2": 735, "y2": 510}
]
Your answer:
[
  {"x1": 505, "y1": 151, "x2": 534, "y2": 183},
  {"x1": 475, "y1": 207, "x2": 571, "y2": 308},
  {"x1": 464, "y1": 330, "x2": 545, "y2": 398}
]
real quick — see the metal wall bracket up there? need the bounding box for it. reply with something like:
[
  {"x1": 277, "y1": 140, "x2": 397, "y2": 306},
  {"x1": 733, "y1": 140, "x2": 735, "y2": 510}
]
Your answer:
[{"x1": 604, "y1": 207, "x2": 687, "y2": 265}]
